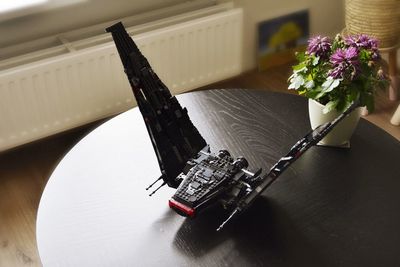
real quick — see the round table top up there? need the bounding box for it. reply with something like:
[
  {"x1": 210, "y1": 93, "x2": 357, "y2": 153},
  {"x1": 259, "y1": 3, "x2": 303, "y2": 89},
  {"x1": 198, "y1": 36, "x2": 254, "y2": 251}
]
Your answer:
[{"x1": 37, "y1": 89, "x2": 400, "y2": 267}]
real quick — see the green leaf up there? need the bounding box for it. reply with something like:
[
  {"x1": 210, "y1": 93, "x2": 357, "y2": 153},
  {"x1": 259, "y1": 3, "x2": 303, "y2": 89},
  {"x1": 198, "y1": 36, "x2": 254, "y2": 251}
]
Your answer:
[
  {"x1": 288, "y1": 72, "x2": 296, "y2": 82},
  {"x1": 322, "y1": 77, "x2": 341, "y2": 93},
  {"x1": 359, "y1": 49, "x2": 371, "y2": 61},
  {"x1": 312, "y1": 56, "x2": 320, "y2": 66},
  {"x1": 296, "y1": 51, "x2": 306, "y2": 62},
  {"x1": 341, "y1": 100, "x2": 353, "y2": 112},
  {"x1": 364, "y1": 93, "x2": 375, "y2": 112},
  {"x1": 304, "y1": 80, "x2": 315, "y2": 89},
  {"x1": 323, "y1": 100, "x2": 339, "y2": 114},
  {"x1": 292, "y1": 63, "x2": 307, "y2": 73},
  {"x1": 288, "y1": 74, "x2": 305, "y2": 90},
  {"x1": 315, "y1": 90, "x2": 326, "y2": 99},
  {"x1": 347, "y1": 89, "x2": 360, "y2": 103},
  {"x1": 305, "y1": 86, "x2": 323, "y2": 99},
  {"x1": 335, "y1": 99, "x2": 347, "y2": 112}
]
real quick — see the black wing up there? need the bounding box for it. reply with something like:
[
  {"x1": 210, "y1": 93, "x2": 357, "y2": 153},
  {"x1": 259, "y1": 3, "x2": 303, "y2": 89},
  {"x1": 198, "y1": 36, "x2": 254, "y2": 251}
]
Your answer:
[
  {"x1": 106, "y1": 22, "x2": 207, "y2": 189},
  {"x1": 217, "y1": 99, "x2": 361, "y2": 230}
]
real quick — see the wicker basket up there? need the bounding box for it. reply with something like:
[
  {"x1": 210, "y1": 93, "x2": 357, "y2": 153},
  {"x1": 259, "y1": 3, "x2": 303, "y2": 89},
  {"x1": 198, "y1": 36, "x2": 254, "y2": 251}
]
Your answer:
[{"x1": 345, "y1": 0, "x2": 400, "y2": 48}]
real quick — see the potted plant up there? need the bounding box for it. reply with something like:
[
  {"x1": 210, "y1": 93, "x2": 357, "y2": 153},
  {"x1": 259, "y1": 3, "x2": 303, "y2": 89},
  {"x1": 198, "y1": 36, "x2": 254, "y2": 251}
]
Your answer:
[{"x1": 288, "y1": 34, "x2": 388, "y2": 146}]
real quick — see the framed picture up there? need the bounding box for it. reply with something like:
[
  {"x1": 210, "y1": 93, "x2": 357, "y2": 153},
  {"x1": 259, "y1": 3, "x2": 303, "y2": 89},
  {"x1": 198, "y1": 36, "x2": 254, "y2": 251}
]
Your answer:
[{"x1": 258, "y1": 10, "x2": 309, "y2": 71}]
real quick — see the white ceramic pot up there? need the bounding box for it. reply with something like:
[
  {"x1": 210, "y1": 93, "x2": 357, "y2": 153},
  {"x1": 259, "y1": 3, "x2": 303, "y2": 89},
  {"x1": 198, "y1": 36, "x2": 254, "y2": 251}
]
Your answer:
[{"x1": 308, "y1": 99, "x2": 362, "y2": 147}]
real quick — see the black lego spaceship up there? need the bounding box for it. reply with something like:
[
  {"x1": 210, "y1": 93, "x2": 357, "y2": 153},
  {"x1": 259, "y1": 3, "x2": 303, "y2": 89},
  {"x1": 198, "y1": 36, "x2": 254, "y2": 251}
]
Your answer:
[{"x1": 106, "y1": 22, "x2": 360, "y2": 230}]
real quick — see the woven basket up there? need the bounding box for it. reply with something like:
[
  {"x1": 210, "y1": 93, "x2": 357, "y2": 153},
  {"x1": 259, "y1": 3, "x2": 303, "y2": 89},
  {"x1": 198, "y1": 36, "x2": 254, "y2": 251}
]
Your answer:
[{"x1": 345, "y1": 0, "x2": 400, "y2": 48}]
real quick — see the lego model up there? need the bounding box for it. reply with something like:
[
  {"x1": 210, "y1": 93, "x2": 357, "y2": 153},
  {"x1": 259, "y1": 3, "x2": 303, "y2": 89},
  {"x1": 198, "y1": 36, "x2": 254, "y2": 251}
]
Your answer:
[{"x1": 106, "y1": 22, "x2": 360, "y2": 230}]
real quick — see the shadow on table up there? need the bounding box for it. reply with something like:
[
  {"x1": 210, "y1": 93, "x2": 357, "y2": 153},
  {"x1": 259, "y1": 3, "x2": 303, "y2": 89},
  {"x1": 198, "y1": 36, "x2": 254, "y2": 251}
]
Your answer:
[{"x1": 172, "y1": 197, "x2": 326, "y2": 266}]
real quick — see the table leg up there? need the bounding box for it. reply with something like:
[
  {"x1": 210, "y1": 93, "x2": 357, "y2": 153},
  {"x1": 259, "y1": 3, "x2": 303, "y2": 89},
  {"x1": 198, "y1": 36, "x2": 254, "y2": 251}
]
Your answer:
[
  {"x1": 388, "y1": 49, "x2": 398, "y2": 101},
  {"x1": 390, "y1": 104, "x2": 400, "y2": 126}
]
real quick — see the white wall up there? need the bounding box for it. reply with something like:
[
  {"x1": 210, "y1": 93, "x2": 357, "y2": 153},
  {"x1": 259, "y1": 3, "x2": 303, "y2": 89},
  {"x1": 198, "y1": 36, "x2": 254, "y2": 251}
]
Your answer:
[
  {"x1": 0, "y1": 0, "x2": 190, "y2": 47},
  {"x1": 218, "y1": 0, "x2": 345, "y2": 71}
]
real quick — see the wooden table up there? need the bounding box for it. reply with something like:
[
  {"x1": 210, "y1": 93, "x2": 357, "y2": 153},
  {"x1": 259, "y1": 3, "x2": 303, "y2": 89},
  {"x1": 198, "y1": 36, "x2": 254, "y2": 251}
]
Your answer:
[{"x1": 37, "y1": 89, "x2": 400, "y2": 267}]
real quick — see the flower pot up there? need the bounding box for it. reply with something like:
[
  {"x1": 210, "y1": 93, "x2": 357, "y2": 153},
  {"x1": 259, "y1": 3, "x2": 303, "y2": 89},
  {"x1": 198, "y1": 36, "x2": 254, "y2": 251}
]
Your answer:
[{"x1": 308, "y1": 99, "x2": 362, "y2": 147}]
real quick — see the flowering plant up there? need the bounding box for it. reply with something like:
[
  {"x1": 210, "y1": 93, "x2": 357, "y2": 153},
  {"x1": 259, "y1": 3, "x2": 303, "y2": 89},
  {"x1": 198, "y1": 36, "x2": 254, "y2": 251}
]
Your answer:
[{"x1": 288, "y1": 34, "x2": 388, "y2": 113}]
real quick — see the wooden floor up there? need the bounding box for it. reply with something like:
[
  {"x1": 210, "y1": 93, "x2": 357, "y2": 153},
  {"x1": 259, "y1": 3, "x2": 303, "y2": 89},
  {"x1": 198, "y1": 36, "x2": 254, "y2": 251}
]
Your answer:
[{"x1": 0, "y1": 65, "x2": 399, "y2": 266}]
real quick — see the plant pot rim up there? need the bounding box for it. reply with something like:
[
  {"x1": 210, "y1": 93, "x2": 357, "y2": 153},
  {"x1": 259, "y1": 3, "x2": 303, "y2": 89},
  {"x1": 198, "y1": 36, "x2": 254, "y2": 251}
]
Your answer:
[
  {"x1": 309, "y1": 99, "x2": 329, "y2": 109},
  {"x1": 308, "y1": 98, "x2": 363, "y2": 113}
]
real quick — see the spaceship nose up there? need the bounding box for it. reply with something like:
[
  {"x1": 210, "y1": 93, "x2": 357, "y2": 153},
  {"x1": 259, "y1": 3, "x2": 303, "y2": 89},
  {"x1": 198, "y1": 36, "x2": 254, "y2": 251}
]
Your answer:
[{"x1": 169, "y1": 199, "x2": 195, "y2": 217}]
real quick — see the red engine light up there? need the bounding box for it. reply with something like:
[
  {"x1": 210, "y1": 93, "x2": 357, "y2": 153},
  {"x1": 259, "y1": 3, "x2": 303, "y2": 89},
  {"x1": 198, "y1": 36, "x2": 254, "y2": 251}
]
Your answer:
[{"x1": 169, "y1": 199, "x2": 195, "y2": 217}]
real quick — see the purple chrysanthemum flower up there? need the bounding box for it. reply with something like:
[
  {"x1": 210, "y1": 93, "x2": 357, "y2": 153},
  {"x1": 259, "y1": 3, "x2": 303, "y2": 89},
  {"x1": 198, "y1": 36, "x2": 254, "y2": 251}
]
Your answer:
[
  {"x1": 345, "y1": 34, "x2": 379, "y2": 59},
  {"x1": 328, "y1": 65, "x2": 346, "y2": 79},
  {"x1": 345, "y1": 34, "x2": 378, "y2": 49},
  {"x1": 328, "y1": 47, "x2": 360, "y2": 79},
  {"x1": 330, "y1": 47, "x2": 359, "y2": 65},
  {"x1": 307, "y1": 35, "x2": 332, "y2": 58}
]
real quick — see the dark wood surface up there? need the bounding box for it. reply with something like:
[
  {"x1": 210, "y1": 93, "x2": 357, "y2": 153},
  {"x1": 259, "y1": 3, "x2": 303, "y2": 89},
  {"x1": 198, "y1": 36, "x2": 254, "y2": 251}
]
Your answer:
[{"x1": 37, "y1": 89, "x2": 400, "y2": 267}]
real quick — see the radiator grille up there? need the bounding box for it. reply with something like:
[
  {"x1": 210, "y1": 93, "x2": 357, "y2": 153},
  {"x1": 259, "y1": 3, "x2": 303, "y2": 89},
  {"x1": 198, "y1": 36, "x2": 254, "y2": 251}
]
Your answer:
[{"x1": 0, "y1": 8, "x2": 242, "y2": 151}]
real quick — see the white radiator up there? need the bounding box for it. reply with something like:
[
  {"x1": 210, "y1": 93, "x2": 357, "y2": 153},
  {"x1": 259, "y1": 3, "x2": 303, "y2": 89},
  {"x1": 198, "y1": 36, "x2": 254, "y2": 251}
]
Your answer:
[{"x1": 0, "y1": 4, "x2": 243, "y2": 152}]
